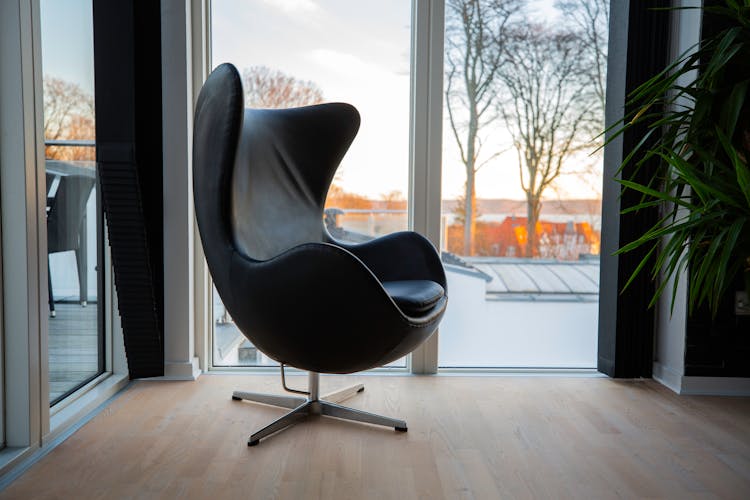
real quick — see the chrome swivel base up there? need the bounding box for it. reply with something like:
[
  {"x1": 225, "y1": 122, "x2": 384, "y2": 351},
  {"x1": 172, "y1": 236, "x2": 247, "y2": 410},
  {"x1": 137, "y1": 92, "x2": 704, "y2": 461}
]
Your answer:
[{"x1": 232, "y1": 371, "x2": 407, "y2": 446}]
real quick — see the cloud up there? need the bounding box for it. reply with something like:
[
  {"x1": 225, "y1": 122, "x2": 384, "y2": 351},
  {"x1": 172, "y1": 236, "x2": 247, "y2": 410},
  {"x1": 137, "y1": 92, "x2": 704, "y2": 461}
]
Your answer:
[
  {"x1": 258, "y1": 0, "x2": 318, "y2": 14},
  {"x1": 308, "y1": 49, "x2": 389, "y2": 80}
]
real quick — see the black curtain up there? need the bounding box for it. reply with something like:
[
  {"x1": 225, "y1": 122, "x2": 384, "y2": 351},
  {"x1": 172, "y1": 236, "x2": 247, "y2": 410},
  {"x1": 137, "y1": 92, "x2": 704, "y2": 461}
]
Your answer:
[
  {"x1": 93, "y1": 0, "x2": 164, "y2": 378},
  {"x1": 598, "y1": 0, "x2": 669, "y2": 378}
]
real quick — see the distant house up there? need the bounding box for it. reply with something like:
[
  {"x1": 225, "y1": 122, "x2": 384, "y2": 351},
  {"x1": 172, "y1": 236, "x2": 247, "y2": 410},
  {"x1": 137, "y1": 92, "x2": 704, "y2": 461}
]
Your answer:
[{"x1": 445, "y1": 216, "x2": 599, "y2": 260}]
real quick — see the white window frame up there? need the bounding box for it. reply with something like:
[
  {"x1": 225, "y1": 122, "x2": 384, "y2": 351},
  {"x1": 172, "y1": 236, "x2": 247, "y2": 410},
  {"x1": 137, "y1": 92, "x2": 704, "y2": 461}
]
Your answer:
[
  {"x1": 0, "y1": 210, "x2": 3, "y2": 451},
  {"x1": 0, "y1": 0, "x2": 46, "y2": 470},
  {"x1": 195, "y1": 0, "x2": 445, "y2": 374},
  {"x1": 409, "y1": 0, "x2": 444, "y2": 374},
  {"x1": 0, "y1": 0, "x2": 127, "y2": 479}
]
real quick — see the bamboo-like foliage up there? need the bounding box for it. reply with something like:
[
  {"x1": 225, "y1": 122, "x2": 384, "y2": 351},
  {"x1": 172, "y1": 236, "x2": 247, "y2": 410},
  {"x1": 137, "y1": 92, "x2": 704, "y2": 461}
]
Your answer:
[{"x1": 613, "y1": 1, "x2": 750, "y2": 316}]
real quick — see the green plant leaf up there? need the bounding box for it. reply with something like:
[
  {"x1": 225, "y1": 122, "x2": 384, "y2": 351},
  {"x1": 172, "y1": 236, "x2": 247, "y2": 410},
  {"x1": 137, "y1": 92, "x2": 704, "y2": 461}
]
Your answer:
[
  {"x1": 616, "y1": 179, "x2": 692, "y2": 208},
  {"x1": 719, "y1": 79, "x2": 749, "y2": 135},
  {"x1": 703, "y1": 28, "x2": 742, "y2": 80},
  {"x1": 717, "y1": 127, "x2": 750, "y2": 208},
  {"x1": 613, "y1": 1, "x2": 750, "y2": 316},
  {"x1": 619, "y1": 243, "x2": 657, "y2": 294}
]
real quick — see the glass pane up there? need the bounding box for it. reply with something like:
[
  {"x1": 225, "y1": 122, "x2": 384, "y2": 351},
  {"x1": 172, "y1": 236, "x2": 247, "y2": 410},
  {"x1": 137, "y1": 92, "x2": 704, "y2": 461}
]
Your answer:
[
  {"x1": 0, "y1": 275, "x2": 2, "y2": 448},
  {"x1": 40, "y1": 0, "x2": 103, "y2": 404},
  {"x1": 211, "y1": 0, "x2": 410, "y2": 368},
  {"x1": 439, "y1": 0, "x2": 607, "y2": 367}
]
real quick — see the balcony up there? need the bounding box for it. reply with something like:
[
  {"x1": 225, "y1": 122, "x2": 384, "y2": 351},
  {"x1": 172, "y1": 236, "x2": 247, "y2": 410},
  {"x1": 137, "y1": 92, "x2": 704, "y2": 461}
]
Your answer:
[{"x1": 45, "y1": 140, "x2": 101, "y2": 404}]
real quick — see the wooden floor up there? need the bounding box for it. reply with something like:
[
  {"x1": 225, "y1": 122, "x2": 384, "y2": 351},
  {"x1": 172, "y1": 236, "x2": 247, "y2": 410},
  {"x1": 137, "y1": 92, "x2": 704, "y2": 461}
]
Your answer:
[{"x1": 3, "y1": 375, "x2": 750, "y2": 499}]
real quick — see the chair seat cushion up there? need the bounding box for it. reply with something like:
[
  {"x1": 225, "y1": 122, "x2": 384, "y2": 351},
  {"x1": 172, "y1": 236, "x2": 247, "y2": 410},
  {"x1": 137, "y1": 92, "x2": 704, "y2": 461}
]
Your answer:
[{"x1": 382, "y1": 280, "x2": 444, "y2": 315}]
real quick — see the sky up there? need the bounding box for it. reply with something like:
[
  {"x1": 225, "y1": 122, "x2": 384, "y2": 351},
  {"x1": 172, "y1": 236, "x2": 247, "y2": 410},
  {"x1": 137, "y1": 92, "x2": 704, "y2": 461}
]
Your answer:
[
  {"x1": 38, "y1": 0, "x2": 603, "y2": 202},
  {"x1": 212, "y1": 0, "x2": 603, "y2": 202},
  {"x1": 212, "y1": 0, "x2": 413, "y2": 199},
  {"x1": 39, "y1": 0, "x2": 96, "y2": 96}
]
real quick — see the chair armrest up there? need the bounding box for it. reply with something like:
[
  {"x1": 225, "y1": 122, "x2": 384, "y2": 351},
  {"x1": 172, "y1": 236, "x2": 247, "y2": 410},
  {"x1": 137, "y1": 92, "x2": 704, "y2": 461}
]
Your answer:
[
  {"x1": 229, "y1": 242, "x2": 394, "y2": 318},
  {"x1": 328, "y1": 231, "x2": 446, "y2": 290}
]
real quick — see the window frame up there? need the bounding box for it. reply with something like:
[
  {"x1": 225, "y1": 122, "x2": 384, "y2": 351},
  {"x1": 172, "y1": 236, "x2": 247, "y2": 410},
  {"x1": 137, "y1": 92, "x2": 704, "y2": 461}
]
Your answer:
[
  {"x1": 200, "y1": 0, "x2": 445, "y2": 374},
  {"x1": 0, "y1": 213, "x2": 3, "y2": 451},
  {"x1": 0, "y1": 0, "x2": 128, "y2": 479},
  {"x1": 0, "y1": 0, "x2": 46, "y2": 468},
  {"x1": 196, "y1": 0, "x2": 631, "y2": 375}
]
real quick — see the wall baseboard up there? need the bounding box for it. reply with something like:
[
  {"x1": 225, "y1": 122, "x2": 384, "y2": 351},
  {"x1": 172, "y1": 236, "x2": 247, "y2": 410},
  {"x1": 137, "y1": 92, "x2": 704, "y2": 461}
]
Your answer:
[
  {"x1": 679, "y1": 376, "x2": 750, "y2": 396},
  {"x1": 154, "y1": 357, "x2": 202, "y2": 380},
  {"x1": 653, "y1": 363, "x2": 750, "y2": 396},
  {"x1": 652, "y1": 362, "x2": 683, "y2": 393}
]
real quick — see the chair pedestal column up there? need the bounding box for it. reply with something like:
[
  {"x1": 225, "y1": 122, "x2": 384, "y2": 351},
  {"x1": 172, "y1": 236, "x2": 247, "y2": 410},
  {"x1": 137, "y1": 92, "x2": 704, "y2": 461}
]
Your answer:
[{"x1": 231, "y1": 371, "x2": 407, "y2": 446}]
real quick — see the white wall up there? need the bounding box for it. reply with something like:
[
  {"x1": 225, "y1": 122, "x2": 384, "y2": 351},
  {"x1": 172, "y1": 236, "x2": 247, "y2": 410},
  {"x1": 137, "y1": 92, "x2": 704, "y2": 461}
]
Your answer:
[
  {"x1": 439, "y1": 270, "x2": 598, "y2": 368},
  {"x1": 651, "y1": 2, "x2": 750, "y2": 396},
  {"x1": 652, "y1": 0, "x2": 701, "y2": 393},
  {"x1": 160, "y1": 0, "x2": 200, "y2": 380}
]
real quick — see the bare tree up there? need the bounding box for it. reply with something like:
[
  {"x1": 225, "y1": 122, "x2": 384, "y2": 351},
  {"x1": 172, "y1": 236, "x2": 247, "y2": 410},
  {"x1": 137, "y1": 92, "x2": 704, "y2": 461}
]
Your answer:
[
  {"x1": 451, "y1": 181, "x2": 480, "y2": 227},
  {"x1": 242, "y1": 66, "x2": 324, "y2": 108},
  {"x1": 43, "y1": 76, "x2": 95, "y2": 160},
  {"x1": 43, "y1": 76, "x2": 94, "y2": 139},
  {"x1": 445, "y1": 0, "x2": 522, "y2": 255},
  {"x1": 499, "y1": 23, "x2": 598, "y2": 257},
  {"x1": 556, "y1": 0, "x2": 609, "y2": 112},
  {"x1": 556, "y1": 0, "x2": 610, "y2": 204},
  {"x1": 380, "y1": 190, "x2": 407, "y2": 210},
  {"x1": 42, "y1": 76, "x2": 95, "y2": 160}
]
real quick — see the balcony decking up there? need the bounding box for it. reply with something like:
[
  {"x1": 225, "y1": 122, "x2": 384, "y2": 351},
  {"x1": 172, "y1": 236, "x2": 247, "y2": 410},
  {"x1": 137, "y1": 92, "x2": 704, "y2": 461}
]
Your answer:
[{"x1": 48, "y1": 302, "x2": 99, "y2": 402}]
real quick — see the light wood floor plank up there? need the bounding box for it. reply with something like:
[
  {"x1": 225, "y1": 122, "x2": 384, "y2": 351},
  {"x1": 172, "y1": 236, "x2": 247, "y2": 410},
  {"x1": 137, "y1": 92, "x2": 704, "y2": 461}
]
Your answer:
[{"x1": 2, "y1": 375, "x2": 749, "y2": 499}]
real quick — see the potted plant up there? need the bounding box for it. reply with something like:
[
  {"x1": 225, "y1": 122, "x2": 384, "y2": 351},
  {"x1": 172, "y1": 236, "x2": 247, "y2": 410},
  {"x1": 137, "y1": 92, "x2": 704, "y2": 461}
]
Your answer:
[{"x1": 613, "y1": 0, "x2": 750, "y2": 317}]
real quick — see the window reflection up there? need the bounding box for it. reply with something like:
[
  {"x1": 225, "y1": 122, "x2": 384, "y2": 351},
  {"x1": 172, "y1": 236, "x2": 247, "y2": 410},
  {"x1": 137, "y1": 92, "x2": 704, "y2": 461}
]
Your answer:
[{"x1": 41, "y1": 0, "x2": 103, "y2": 404}]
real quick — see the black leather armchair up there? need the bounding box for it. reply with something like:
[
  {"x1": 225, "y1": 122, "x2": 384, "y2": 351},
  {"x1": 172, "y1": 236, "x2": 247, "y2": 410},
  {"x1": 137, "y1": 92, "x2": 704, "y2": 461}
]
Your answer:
[{"x1": 193, "y1": 63, "x2": 447, "y2": 446}]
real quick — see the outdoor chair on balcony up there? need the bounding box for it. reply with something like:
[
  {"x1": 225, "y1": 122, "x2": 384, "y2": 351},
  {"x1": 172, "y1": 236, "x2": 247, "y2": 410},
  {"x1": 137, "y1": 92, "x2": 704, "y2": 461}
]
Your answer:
[
  {"x1": 46, "y1": 173, "x2": 96, "y2": 317},
  {"x1": 193, "y1": 63, "x2": 448, "y2": 446}
]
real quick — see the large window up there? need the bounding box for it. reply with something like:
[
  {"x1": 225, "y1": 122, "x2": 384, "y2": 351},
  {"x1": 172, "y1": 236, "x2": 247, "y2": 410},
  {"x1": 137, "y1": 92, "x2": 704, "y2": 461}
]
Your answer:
[
  {"x1": 40, "y1": 0, "x2": 104, "y2": 403},
  {"x1": 438, "y1": 0, "x2": 607, "y2": 368},
  {"x1": 0, "y1": 265, "x2": 3, "y2": 450},
  {"x1": 210, "y1": 0, "x2": 411, "y2": 367},
  {"x1": 0, "y1": 0, "x2": 139, "y2": 468},
  {"x1": 207, "y1": 0, "x2": 609, "y2": 371}
]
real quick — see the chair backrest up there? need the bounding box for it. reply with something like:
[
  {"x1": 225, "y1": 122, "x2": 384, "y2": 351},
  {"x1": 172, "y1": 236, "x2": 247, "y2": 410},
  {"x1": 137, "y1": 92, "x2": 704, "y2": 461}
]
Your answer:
[
  {"x1": 193, "y1": 63, "x2": 244, "y2": 304},
  {"x1": 231, "y1": 103, "x2": 360, "y2": 260},
  {"x1": 193, "y1": 63, "x2": 360, "y2": 280},
  {"x1": 47, "y1": 173, "x2": 96, "y2": 253}
]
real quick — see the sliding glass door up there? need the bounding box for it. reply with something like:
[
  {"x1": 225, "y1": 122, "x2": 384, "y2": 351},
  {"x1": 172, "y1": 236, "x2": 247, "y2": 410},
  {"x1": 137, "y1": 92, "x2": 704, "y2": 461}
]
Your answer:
[
  {"x1": 40, "y1": 0, "x2": 104, "y2": 404},
  {"x1": 207, "y1": 0, "x2": 609, "y2": 371},
  {"x1": 0, "y1": 270, "x2": 3, "y2": 448}
]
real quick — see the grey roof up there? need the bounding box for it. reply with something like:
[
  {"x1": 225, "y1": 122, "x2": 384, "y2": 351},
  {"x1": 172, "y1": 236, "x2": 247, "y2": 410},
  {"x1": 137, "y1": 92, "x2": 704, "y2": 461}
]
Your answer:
[
  {"x1": 455, "y1": 257, "x2": 600, "y2": 300},
  {"x1": 317, "y1": 220, "x2": 599, "y2": 299}
]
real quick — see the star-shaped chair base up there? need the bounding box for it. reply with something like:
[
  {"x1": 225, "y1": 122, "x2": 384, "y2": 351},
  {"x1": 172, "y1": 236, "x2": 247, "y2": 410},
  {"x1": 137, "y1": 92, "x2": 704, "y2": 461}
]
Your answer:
[{"x1": 232, "y1": 372, "x2": 407, "y2": 446}]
